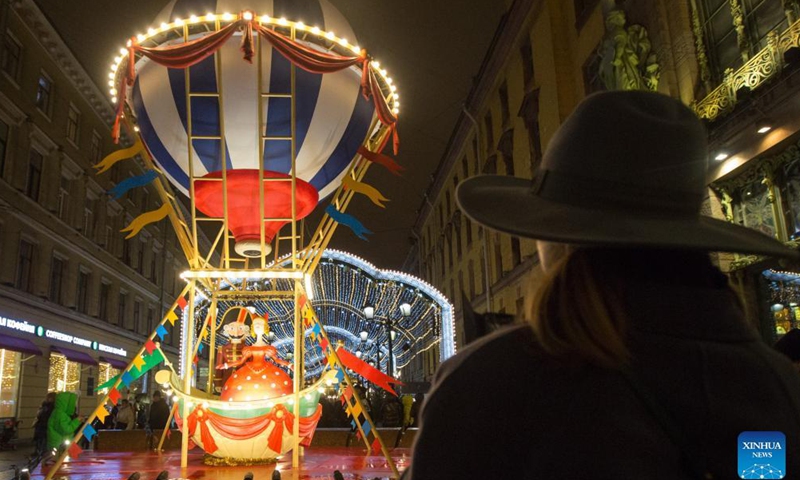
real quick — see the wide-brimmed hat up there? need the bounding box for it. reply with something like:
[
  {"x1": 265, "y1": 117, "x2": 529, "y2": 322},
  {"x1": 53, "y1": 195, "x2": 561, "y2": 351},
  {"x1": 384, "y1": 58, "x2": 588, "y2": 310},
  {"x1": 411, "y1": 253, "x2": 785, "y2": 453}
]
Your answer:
[{"x1": 457, "y1": 90, "x2": 798, "y2": 258}]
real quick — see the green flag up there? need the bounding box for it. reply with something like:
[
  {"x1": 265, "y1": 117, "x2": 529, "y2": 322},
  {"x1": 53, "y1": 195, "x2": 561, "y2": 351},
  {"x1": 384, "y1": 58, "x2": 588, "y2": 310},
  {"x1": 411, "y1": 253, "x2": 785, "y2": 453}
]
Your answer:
[{"x1": 95, "y1": 349, "x2": 165, "y2": 391}]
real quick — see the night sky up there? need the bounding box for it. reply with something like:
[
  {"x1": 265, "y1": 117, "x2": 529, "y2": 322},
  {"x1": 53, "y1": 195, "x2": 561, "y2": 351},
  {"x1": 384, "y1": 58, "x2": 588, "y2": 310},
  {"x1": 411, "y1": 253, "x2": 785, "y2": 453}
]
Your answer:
[{"x1": 35, "y1": 0, "x2": 505, "y2": 269}]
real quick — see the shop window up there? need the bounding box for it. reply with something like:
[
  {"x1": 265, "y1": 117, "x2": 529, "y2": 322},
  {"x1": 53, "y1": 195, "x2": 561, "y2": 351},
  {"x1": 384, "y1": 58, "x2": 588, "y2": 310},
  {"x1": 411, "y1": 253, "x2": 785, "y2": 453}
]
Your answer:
[
  {"x1": 780, "y1": 158, "x2": 800, "y2": 240},
  {"x1": 0, "y1": 348, "x2": 20, "y2": 417},
  {"x1": 97, "y1": 362, "x2": 120, "y2": 395},
  {"x1": 763, "y1": 270, "x2": 800, "y2": 336},
  {"x1": 48, "y1": 353, "x2": 80, "y2": 392}
]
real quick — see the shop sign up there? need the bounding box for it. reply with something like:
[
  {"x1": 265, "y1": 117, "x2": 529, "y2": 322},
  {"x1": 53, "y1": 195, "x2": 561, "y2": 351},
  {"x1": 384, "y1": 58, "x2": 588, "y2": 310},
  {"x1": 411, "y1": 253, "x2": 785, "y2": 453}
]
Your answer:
[{"x1": 0, "y1": 314, "x2": 127, "y2": 357}]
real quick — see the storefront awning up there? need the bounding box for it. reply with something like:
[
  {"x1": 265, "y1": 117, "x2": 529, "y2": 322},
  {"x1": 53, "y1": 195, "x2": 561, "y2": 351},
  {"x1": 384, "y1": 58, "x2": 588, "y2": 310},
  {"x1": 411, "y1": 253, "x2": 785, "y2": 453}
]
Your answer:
[
  {"x1": 0, "y1": 334, "x2": 43, "y2": 356},
  {"x1": 51, "y1": 346, "x2": 97, "y2": 366},
  {"x1": 99, "y1": 356, "x2": 129, "y2": 369}
]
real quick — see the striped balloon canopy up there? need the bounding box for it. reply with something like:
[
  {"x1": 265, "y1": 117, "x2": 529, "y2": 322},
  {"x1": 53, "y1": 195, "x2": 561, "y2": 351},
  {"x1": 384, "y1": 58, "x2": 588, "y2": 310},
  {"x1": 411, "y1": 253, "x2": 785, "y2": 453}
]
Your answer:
[{"x1": 131, "y1": 0, "x2": 376, "y2": 201}]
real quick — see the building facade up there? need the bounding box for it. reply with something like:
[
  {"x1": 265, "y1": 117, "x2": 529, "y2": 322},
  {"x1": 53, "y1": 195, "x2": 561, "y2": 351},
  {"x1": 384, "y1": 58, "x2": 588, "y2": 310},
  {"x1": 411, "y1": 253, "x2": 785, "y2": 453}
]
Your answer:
[
  {"x1": 0, "y1": 0, "x2": 186, "y2": 440},
  {"x1": 405, "y1": 0, "x2": 800, "y2": 351}
]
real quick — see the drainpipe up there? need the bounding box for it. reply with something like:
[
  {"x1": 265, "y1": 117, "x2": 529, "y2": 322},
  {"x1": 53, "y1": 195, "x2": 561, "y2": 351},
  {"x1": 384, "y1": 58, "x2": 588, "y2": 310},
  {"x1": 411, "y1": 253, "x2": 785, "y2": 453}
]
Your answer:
[{"x1": 462, "y1": 105, "x2": 492, "y2": 312}]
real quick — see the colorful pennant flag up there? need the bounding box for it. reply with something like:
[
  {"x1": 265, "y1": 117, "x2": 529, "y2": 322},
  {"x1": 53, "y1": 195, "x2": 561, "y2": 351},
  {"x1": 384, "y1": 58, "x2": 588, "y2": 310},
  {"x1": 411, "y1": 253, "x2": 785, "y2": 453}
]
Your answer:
[
  {"x1": 177, "y1": 296, "x2": 188, "y2": 310},
  {"x1": 94, "y1": 406, "x2": 109, "y2": 423},
  {"x1": 166, "y1": 310, "x2": 178, "y2": 326},
  {"x1": 320, "y1": 338, "x2": 329, "y2": 350},
  {"x1": 336, "y1": 348, "x2": 403, "y2": 396},
  {"x1": 120, "y1": 371, "x2": 134, "y2": 388},
  {"x1": 83, "y1": 424, "x2": 97, "y2": 442},
  {"x1": 349, "y1": 402, "x2": 362, "y2": 420},
  {"x1": 335, "y1": 368, "x2": 345, "y2": 383},
  {"x1": 342, "y1": 176, "x2": 390, "y2": 208},
  {"x1": 371, "y1": 438, "x2": 382, "y2": 454},
  {"x1": 108, "y1": 170, "x2": 158, "y2": 200},
  {"x1": 108, "y1": 389, "x2": 122, "y2": 405},
  {"x1": 325, "y1": 205, "x2": 372, "y2": 241},
  {"x1": 67, "y1": 442, "x2": 83, "y2": 459},
  {"x1": 144, "y1": 340, "x2": 157, "y2": 355},
  {"x1": 361, "y1": 419, "x2": 371, "y2": 437},
  {"x1": 198, "y1": 343, "x2": 204, "y2": 354},
  {"x1": 93, "y1": 138, "x2": 144, "y2": 174},
  {"x1": 298, "y1": 295, "x2": 307, "y2": 310},
  {"x1": 155, "y1": 324, "x2": 168, "y2": 340},
  {"x1": 357, "y1": 145, "x2": 404, "y2": 176},
  {"x1": 132, "y1": 355, "x2": 146, "y2": 372},
  {"x1": 121, "y1": 204, "x2": 172, "y2": 239}
]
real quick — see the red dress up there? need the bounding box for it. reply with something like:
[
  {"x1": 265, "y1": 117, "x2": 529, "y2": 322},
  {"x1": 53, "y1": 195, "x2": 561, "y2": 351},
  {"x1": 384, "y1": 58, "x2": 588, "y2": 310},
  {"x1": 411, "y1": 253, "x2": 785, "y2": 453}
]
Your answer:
[{"x1": 219, "y1": 345, "x2": 293, "y2": 402}]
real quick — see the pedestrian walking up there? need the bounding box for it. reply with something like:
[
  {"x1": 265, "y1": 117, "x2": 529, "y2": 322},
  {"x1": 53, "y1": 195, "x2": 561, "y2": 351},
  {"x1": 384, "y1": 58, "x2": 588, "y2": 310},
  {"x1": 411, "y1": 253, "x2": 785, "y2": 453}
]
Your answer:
[
  {"x1": 405, "y1": 91, "x2": 800, "y2": 479},
  {"x1": 31, "y1": 392, "x2": 55, "y2": 456}
]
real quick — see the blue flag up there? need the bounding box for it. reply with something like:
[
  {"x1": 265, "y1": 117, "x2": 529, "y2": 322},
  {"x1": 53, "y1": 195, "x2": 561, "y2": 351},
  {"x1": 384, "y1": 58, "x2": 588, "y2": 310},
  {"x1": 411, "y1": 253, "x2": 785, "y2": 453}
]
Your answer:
[
  {"x1": 362, "y1": 420, "x2": 371, "y2": 437},
  {"x1": 325, "y1": 205, "x2": 372, "y2": 241},
  {"x1": 155, "y1": 324, "x2": 168, "y2": 340},
  {"x1": 83, "y1": 424, "x2": 97, "y2": 442},
  {"x1": 120, "y1": 371, "x2": 134, "y2": 388},
  {"x1": 108, "y1": 170, "x2": 158, "y2": 200}
]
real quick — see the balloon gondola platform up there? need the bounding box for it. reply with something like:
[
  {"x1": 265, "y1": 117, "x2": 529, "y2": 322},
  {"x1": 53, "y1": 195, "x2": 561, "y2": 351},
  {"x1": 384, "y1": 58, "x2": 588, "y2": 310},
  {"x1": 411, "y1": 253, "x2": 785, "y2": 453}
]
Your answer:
[{"x1": 41, "y1": 0, "x2": 415, "y2": 478}]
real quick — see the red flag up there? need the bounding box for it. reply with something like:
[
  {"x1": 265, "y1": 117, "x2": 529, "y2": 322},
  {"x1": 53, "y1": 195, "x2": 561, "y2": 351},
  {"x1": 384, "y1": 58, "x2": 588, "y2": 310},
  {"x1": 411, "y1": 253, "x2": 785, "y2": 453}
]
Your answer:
[
  {"x1": 337, "y1": 348, "x2": 403, "y2": 395},
  {"x1": 343, "y1": 385, "x2": 354, "y2": 403},
  {"x1": 320, "y1": 338, "x2": 329, "y2": 350},
  {"x1": 298, "y1": 295, "x2": 307, "y2": 310},
  {"x1": 108, "y1": 388, "x2": 122, "y2": 405},
  {"x1": 371, "y1": 437, "x2": 382, "y2": 454},
  {"x1": 67, "y1": 442, "x2": 83, "y2": 458},
  {"x1": 177, "y1": 296, "x2": 188, "y2": 310},
  {"x1": 144, "y1": 340, "x2": 157, "y2": 354}
]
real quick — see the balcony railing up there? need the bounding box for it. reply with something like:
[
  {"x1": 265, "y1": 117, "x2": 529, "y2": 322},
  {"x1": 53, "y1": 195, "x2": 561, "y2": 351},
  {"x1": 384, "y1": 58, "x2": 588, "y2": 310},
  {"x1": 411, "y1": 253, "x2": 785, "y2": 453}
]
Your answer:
[{"x1": 694, "y1": 18, "x2": 800, "y2": 121}]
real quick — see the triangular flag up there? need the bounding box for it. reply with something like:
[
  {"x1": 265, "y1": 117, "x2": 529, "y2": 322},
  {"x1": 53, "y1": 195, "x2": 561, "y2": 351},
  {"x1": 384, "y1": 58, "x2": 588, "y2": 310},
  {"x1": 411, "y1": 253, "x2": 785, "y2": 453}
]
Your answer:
[
  {"x1": 343, "y1": 385, "x2": 354, "y2": 403},
  {"x1": 335, "y1": 369, "x2": 344, "y2": 383},
  {"x1": 312, "y1": 323, "x2": 321, "y2": 336},
  {"x1": 94, "y1": 406, "x2": 109, "y2": 423},
  {"x1": 349, "y1": 402, "x2": 362, "y2": 419},
  {"x1": 350, "y1": 419, "x2": 357, "y2": 430},
  {"x1": 144, "y1": 340, "x2": 157, "y2": 355},
  {"x1": 177, "y1": 296, "x2": 188, "y2": 310},
  {"x1": 298, "y1": 295, "x2": 307, "y2": 310},
  {"x1": 361, "y1": 419, "x2": 371, "y2": 437},
  {"x1": 371, "y1": 437, "x2": 382, "y2": 454},
  {"x1": 320, "y1": 338, "x2": 329, "y2": 350},
  {"x1": 108, "y1": 389, "x2": 122, "y2": 405},
  {"x1": 156, "y1": 324, "x2": 168, "y2": 340},
  {"x1": 166, "y1": 310, "x2": 178, "y2": 326},
  {"x1": 198, "y1": 343, "x2": 204, "y2": 354},
  {"x1": 120, "y1": 371, "x2": 134, "y2": 388},
  {"x1": 83, "y1": 424, "x2": 97, "y2": 442},
  {"x1": 67, "y1": 442, "x2": 83, "y2": 459},
  {"x1": 132, "y1": 355, "x2": 146, "y2": 372}
]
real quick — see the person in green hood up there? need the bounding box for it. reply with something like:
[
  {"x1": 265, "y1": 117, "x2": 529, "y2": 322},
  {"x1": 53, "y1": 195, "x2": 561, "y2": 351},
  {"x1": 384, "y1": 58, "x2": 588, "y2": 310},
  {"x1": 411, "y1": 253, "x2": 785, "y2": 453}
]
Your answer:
[{"x1": 47, "y1": 392, "x2": 82, "y2": 450}]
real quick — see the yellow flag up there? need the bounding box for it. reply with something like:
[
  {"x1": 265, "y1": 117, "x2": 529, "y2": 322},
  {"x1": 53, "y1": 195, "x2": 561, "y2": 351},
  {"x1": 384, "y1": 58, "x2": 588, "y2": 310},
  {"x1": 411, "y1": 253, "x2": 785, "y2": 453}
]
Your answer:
[
  {"x1": 132, "y1": 355, "x2": 146, "y2": 372},
  {"x1": 166, "y1": 310, "x2": 178, "y2": 326},
  {"x1": 94, "y1": 138, "x2": 144, "y2": 174},
  {"x1": 349, "y1": 402, "x2": 362, "y2": 419},
  {"x1": 342, "y1": 176, "x2": 389, "y2": 208},
  {"x1": 121, "y1": 204, "x2": 171, "y2": 239},
  {"x1": 94, "y1": 406, "x2": 109, "y2": 422}
]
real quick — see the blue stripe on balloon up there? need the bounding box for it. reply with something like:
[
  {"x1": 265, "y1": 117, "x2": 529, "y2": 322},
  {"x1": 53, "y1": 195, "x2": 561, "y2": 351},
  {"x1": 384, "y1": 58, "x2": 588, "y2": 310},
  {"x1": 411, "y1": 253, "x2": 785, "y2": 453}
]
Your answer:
[
  {"x1": 133, "y1": 80, "x2": 189, "y2": 191},
  {"x1": 168, "y1": 55, "x2": 232, "y2": 174},
  {"x1": 263, "y1": 43, "x2": 292, "y2": 173},
  {"x1": 308, "y1": 93, "x2": 374, "y2": 193}
]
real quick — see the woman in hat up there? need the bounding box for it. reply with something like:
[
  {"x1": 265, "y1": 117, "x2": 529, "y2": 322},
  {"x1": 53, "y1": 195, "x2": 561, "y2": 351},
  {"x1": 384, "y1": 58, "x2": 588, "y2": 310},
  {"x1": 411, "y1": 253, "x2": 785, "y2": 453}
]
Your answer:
[{"x1": 406, "y1": 91, "x2": 800, "y2": 479}]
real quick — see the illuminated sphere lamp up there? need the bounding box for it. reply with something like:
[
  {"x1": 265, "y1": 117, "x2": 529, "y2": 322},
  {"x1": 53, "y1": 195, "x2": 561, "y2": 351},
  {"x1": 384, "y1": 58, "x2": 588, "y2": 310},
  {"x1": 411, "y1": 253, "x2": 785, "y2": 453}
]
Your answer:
[
  {"x1": 772, "y1": 303, "x2": 785, "y2": 312},
  {"x1": 194, "y1": 170, "x2": 318, "y2": 257}
]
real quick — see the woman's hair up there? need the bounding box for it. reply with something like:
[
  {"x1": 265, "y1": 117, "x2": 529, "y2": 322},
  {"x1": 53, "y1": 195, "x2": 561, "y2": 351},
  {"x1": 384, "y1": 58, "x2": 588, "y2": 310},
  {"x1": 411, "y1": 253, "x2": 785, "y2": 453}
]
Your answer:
[
  {"x1": 250, "y1": 316, "x2": 268, "y2": 338},
  {"x1": 527, "y1": 247, "x2": 725, "y2": 368}
]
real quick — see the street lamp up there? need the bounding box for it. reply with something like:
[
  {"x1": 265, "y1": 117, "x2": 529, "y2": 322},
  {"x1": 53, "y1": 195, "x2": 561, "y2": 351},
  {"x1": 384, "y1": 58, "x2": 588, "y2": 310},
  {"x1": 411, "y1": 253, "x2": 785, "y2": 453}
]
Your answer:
[
  {"x1": 363, "y1": 306, "x2": 374, "y2": 320},
  {"x1": 359, "y1": 331, "x2": 368, "y2": 342}
]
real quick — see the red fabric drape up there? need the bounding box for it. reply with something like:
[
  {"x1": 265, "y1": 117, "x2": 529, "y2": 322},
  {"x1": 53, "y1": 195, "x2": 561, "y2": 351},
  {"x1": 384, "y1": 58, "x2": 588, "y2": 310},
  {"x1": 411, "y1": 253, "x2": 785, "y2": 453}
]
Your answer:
[
  {"x1": 177, "y1": 404, "x2": 322, "y2": 454},
  {"x1": 337, "y1": 347, "x2": 403, "y2": 396},
  {"x1": 357, "y1": 146, "x2": 404, "y2": 176},
  {"x1": 115, "y1": 18, "x2": 399, "y2": 152}
]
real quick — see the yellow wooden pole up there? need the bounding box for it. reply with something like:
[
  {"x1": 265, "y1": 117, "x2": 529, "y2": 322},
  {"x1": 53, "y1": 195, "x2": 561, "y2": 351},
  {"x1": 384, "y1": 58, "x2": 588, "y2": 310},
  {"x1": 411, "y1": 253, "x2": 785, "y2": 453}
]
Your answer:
[{"x1": 180, "y1": 279, "x2": 197, "y2": 469}]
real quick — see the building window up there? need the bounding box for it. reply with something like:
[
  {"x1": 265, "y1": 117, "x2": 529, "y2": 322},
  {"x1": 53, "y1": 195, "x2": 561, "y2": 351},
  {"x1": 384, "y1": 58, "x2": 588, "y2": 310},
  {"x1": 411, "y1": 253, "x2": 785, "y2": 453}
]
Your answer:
[
  {"x1": 97, "y1": 362, "x2": 120, "y2": 395},
  {"x1": 1, "y1": 32, "x2": 21, "y2": 81},
  {"x1": 0, "y1": 119, "x2": 9, "y2": 178},
  {"x1": 499, "y1": 81, "x2": 510, "y2": 127},
  {"x1": 147, "y1": 307, "x2": 155, "y2": 334},
  {"x1": 122, "y1": 236, "x2": 131, "y2": 265},
  {"x1": 466, "y1": 218, "x2": 473, "y2": 245},
  {"x1": 48, "y1": 353, "x2": 80, "y2": 392},
  {"x1": 150, "y1": 250, "x2": 158, "y2": 284},
  {"x1": 99, "y1": 282, "x2": 110, "y2": 321},
  {"x1": 133, "y1": 300, "x2": 141, "y2": 333},
  {"x1": 0, "y1": 349, "x2": 21, "y2": 417},
  {"x1": 136, "y1": 242, "x2": 144, "y2": 274},
  {"x1": 511, "y1": 238, "x2": 522, "y2": 267},
  {"x1": 468, "y1": 260, "x2": 475, "y2": 300},
  {"x1": 118, "y1": 292, "x2": 127, "y2": 328},
  {"x1": 105, "y1": 225, "x2": 113, "y2": 251},
  {"x1": 76, "y1": 270, "x2": 89, "y2": 314},
  {"x1": 16, "y1": 239, "x2": 34, "y2": 292},
  {"x1": 49, "y1": 256, "x2": 65, "y2": 304},
  {"x1": 66, "y1": 104, "x2": 80, "y2": 145},
  {"x1": 90, "y1": 131, "x2": 102, "y2": 164},
  {"x1": 58, "y1": 177, "x2": 70, "y2": 222},
  {"x1": 494, "y1": 235, "x2": 503, "y2": 280},
  {"x1": 35, "y1": 73, "x2": 53, "y2": 115},
  {"x1": 26, "y1": 150, "x2": 43, "y2": 201},
  {"x1": 83, "y1": 207, "x2": 94, "y2": 239},
  {"x1": 483, "y1": 111, "x2": 494, "y2": 155}
]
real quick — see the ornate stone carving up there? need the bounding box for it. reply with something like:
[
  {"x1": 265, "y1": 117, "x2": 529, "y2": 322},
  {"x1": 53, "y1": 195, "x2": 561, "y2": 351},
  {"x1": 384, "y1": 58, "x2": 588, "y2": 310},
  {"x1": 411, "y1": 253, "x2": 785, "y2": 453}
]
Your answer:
[
  {"x1": 730, "y1": 0, "x2": 752, "y2": 61},
  {"x1": 599, "y1": 8, "x2": 660, "y2": 91},
  {"x1": 689, "y1": 0, "x2": 713, "y2": 93}
]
